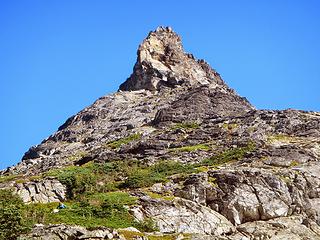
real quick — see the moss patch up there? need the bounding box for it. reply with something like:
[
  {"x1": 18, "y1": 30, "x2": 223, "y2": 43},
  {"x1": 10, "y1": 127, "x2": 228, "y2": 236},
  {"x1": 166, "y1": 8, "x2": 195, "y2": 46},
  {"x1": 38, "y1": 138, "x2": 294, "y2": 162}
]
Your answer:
[
  {"x1": 145, "y1": 191, "x2": 175, "y2": 201},
  {"x1": 105, "y1": 133, "x2": 141, "y2": 149},
  {"x1": 148, "y1": 234, "x2": 191, "y2": 240},
  {"x1": 169, "y1": 144, "x2": 211, "y2": 152},
  {"x1": 267, "y1": 134, "x2": 301, "y2": 144},
  {"x1": 171, "y1": 122, "x2": 199, "y2": 131},
  {"x1": 66, "y1": 151, "x2": 88, "y2": 162},
  {"x1": 118, "y1": 230, "x2": 144, "y2": 240}
]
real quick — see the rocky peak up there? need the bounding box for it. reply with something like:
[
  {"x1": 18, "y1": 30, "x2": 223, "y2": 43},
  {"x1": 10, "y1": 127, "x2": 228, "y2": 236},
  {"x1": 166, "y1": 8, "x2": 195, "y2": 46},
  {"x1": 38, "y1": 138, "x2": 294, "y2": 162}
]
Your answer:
[
  {"x1": 119, "y1": 26, "x2": 224, "y2": 91},
  {"x1": 1, "y1": 27, "x2": 320, "y2": 240}
]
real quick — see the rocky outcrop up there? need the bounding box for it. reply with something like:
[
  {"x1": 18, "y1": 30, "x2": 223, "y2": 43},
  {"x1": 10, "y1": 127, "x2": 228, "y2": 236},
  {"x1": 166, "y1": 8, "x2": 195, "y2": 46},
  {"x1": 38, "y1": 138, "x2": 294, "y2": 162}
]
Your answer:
[
  {"x1": 133, "y1": 197, "x2": 235, "y2": 236},
  {"x1": 236, "y1": 216, "x2": 320, "y2": 240},
  {"x1": 12, "y1": 179, "x2": 66, "y2": 203},
  {"x1": 208, "y1": 168, "x2": 292, "y2": 225},
  {"x1": 18, "y1": 224, "x2": 116, "y2": 240},
  {"x1": 174, "y1": 164, "x2": 320, "y2": 227}
]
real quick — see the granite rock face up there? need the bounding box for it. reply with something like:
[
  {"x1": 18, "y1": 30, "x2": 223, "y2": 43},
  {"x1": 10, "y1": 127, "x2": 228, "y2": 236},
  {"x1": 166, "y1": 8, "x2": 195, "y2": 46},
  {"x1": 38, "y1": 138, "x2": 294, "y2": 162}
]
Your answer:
[{"x1": 1, "y1": 27, "x2": 320, "y2": 239}]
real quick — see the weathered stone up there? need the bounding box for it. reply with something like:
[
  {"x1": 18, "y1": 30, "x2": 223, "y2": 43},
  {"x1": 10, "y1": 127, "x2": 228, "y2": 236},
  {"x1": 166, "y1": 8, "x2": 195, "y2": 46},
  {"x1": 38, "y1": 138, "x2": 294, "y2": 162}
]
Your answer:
[
  {"x1": 13, "y1": 178, "x2": 66, "y2": 203},
  {"x1": 236, "y1": 216, "x2": 320, "y2": 240},
  {"x1": 138, "y1": 197, "x2": 235, "y2": 236},
  {"x1": 19, "y1": 224, "x2": 115, "y2": 240},
  {"x1": 119, "y1": 27, "x2": 224, "y2": 91}
]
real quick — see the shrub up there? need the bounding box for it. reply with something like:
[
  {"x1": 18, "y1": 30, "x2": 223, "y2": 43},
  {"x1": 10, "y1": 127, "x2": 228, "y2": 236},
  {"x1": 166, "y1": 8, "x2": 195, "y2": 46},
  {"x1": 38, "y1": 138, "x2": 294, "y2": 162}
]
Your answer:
[
  {"x1": 134, "y1": 218, "x2": 159, "y2": 232},
  {"x1": 0, "y1": 189, "x2": 28, "y2": 240},
  {"x1": 120, "y1": 168, "x2": 160, "y2": 189},
  {"x1": 47, "y1": 163, "x2": 98, "y2": 199},
  {"x1": 120, "y1": 160, "x2": 197, "y2": 189},
  {"x1": 151, "y1": 160, "x2": 195, "y2": 176},
  {"x1": 202, "y1": 143, "x2": 255, "y2": 166}
]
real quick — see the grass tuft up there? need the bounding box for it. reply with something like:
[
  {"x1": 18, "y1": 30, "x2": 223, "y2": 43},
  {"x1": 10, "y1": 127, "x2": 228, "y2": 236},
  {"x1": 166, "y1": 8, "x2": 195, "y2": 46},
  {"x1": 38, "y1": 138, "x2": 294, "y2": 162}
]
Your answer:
[
  {"x1": 169, "y1": 144, "x2": 211, "y2": 152},
  {"x1": 171, "y1": 122, "x2": 199, "y2": 130},
  {"x1": 202, "y1": 143, "x2": 255, "y2": 166},
  {"x1": 105, "y1": 133, "x2": 141, "y2": 149}
]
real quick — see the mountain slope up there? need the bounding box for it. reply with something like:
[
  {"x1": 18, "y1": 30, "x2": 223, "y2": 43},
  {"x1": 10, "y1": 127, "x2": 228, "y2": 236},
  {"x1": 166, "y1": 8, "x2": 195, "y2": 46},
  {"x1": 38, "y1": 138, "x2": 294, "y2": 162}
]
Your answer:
[{"x1": 1, "y1": 27, "x2": 320, "y2": 240}]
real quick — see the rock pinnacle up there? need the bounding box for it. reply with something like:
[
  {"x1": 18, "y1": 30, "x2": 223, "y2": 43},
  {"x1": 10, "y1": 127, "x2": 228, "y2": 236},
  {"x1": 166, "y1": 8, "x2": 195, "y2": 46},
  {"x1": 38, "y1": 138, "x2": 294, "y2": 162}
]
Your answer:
[{"x1": 119, "y1": 26, "x2": 224, "y2": 91}]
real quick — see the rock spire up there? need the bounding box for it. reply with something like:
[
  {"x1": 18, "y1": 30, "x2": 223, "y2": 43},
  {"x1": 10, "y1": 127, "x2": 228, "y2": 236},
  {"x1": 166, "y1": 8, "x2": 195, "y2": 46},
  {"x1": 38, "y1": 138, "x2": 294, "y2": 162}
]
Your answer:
[{"x1": 119, "y1": 26, "x2": 224, "y2": 91}]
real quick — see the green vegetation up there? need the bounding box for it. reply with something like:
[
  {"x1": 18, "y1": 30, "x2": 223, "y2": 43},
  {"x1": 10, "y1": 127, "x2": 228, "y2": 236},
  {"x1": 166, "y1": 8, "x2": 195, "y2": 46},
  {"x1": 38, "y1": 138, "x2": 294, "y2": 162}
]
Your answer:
[
  {"x1": 46, "y1": 160, "x2": 198, "y2": 199},
  {"x1": 196, "y1": 166, "x2": 210, "y2": 172},
  {"x1": 22, "y1": 192, "x2": 141, "y2": 229},
  {"x1": 67, "y1": 151, "x2": 88, "y2": 161},
  {"x1": 0, "y1": 174, "x2": 44, "y2": 185},
  {"x1": 279, "y1": 175, "x2": 292, "y2": 184},
  {"x1": 222, "y1": 123, "x2": 238, "y2": 130},
  {"x1": 148, "y1": 235, "x2": 177, "y2": 240},
  {"x1": 6, "y1": 141, "x2": 256, "y2": 233},
  {"x1": 118, "y1": 230, "x2": 145, "y2": 240},
  {"x1": 46, "y1": 162, "x2": 99, "y2": 199},
  {"x1": 45, "y1": 143, "x2": 255, "y2": 200},
  {"x1": 290, "y1": 160, "x2": 299, "y2": 167},
  {"x1": 120, "y1": 160, "x2": 197, "y2": 189},
  {"x1": 0, "y1": 174, "x2": 22, "y2": 184},
  {"x1": 119, "y1": 232, "x2": 191, "y2": 240},
  {"x1": 133, "y1": 218, "x2": 159, "y2": 232},
  {"x1": 21, "y1": 191, "x2": 158, "y2": 231},
  {"x1": 169, "y1": 144, "x2": 211, "y2": 152},
  {"x1": 148, "y1": 234, "x2": 191, "y2": 240},
  {"x1": 105, "y1": 133, "x2": 141, "y2": 149},
  {"x1": 208, "y1": 177, "x2": 218, "y2": 187},
  {"x1": 267, "y1": 134, "x2": 300, "y2": 144},
  {"x1": 202, "y1": 143, "x2": 255, "y2": 166},
  {"x1": 144, "y1": 191, "x2": 175, "y2": 201},
  {"x1": 171, "y1": 122, "x2": 199, "y2": 130},
  {"x1": 0, "y1": 189, "x2": 29, "y2": 240}
]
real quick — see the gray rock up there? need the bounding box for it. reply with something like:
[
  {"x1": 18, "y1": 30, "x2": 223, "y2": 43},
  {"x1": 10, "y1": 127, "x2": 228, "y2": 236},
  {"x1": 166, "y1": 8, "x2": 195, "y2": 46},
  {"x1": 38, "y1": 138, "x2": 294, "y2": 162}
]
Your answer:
[
  {"x1": 13, "y1": 178, "x2": 66, "y2": 203},
  {"x1": 236, "y1": 216, "x2": 320, "y2": 240},
  {"x1": 138, "y1": 197, "x2": 235, "y2": 236},
  {"x1": 119, "y1": 27, "x2": 224, "y2": 91},
  {"x1": 18, "y1": 224, "x2": 115, "y2": 240}
]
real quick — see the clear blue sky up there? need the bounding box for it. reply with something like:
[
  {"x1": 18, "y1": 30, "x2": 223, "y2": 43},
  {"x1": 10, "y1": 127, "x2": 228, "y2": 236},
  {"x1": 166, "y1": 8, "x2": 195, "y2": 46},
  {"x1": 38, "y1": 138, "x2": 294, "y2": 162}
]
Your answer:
[{"x1": 1, "y1": 1, "x2": 319, "y2": 170}]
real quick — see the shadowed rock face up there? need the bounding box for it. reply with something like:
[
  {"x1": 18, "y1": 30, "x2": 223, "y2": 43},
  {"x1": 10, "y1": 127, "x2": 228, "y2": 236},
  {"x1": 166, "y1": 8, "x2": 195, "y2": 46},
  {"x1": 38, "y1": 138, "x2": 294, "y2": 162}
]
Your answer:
[
  {"x1": 154, "y1": 85, "x2": 253, "y2": 124},
  {"x1": 1, "y1": 27, "x2": 320, "y2": 239}
]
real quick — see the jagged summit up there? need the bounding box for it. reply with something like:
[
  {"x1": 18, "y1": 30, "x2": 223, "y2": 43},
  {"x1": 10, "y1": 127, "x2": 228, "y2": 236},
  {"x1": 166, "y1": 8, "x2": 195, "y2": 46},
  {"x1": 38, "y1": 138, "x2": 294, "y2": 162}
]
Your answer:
[
  {"x1": 3, "y1": 26, "x2": 254, "y2": 176},
  {"x1": 119, "y1": 26, "x2": 224, "y2": 91}
]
